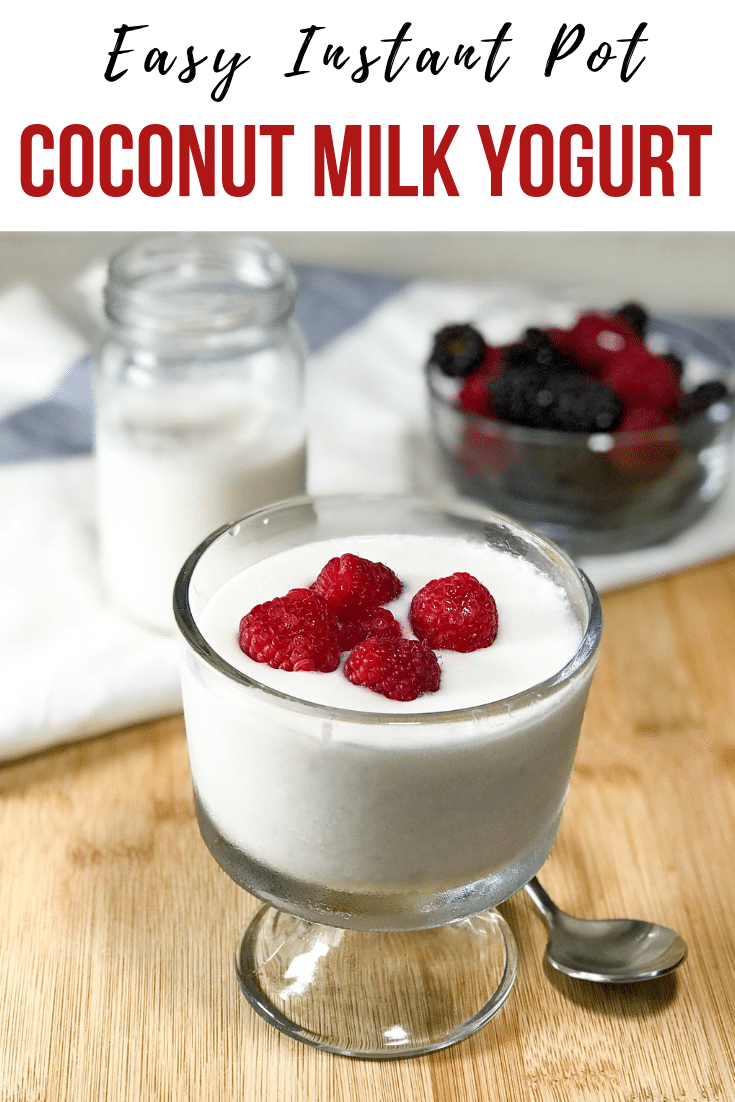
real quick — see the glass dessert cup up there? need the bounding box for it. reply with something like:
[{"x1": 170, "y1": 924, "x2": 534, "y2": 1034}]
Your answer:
[
  {"x1": 174, "y1": 494, "x2": 602, "y2": 1058},
  {"x1": 428, "y1": 317, "x2": 735, "y2": 556}
]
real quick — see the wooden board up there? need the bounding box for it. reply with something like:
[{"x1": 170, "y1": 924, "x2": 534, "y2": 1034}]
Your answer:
[{"x1": 2, "y1": 556, "x2": 735, "y2": 1101}]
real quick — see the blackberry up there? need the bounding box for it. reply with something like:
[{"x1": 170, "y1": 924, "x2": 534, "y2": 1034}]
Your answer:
[
  {"x1": 616, "y1": 302, "x2": 649, "y2": 339},
  {"x1": 491, "y1": 366, "x2": 624, "y2": 433},
  {"x1": 674, "y1": 380, "x2": 730, "y2": 422},
  {"x1": 504, "y1": 327, "x2": 574, "y2": 373},
  {"x1": 490, "y1": 365, "x2": 551, "y2": 428},
  {"x1": 429, "y1": 324, "x2": 486, "y2": 378},
  {"x1": 543, "y1": 373, "x2": 624, "y2": 432},
  {"x1": 665, "y1": 353, "x2": 685, "y2": 379}
]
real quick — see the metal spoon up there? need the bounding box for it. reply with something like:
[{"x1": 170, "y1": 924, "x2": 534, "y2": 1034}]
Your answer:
[{"x1": 523, "y1": 876, "x2": 688, "y2": 983}]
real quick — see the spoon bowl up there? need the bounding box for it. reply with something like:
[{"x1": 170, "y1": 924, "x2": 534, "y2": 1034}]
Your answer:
[{"x1": 523, "y1": 877, "x2": 688, "y2": 983}]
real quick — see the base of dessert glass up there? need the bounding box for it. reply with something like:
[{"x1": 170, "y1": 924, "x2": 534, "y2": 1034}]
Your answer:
[{"x1": 235, "y1": 904, "x2": 517, "y2": 1059}]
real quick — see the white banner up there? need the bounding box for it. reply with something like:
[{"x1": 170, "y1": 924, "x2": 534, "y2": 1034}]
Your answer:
[{"x1": 3, "y1": 0, "x2": 731, "y2": 230}]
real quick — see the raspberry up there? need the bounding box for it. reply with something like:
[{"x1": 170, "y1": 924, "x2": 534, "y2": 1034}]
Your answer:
[
  {"x1": 344, "y1": 637, "x2": 441, "y2": 702},
  {"x1": 458, "y1": 371, "x2": 495, "y2": 417},
  {"x1": 458, "y1": 422, "x2": 520, "y2": 477},
  {"x1": 457, "y1": 345, "x2": 504, "y2": 416},
  {"x1": 617, "y1": 406, "x2": 671, "y2": 432},
  {"x1": 603, "y1": 345, "x2": 681, "y2": 412},
  {"x1": 553, "y1": 312, "x2": 639, "y2": 375},
  {"x1": 312, "y1": 554, "x2": 403, "y2": 614},
  {"x1": 429, "y1": 324, "x2": 486, "y2": 378},
  {"x1": 410, "y1": 573, "x2": 498, "y2": 652},
  {"x1": 238, "y1": 588, "x2": 340, "y2": 672},
  {"x1": 336, "y1": 607, "x2": 402, "y2": 652},
  {"x1": 609, "y1": 407, "x2": 677, "y2": 472}
]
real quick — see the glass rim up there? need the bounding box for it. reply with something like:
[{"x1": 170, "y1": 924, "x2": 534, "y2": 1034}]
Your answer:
[{"x1": 173, "y1": 493, "x2": 602, "y2": 727}]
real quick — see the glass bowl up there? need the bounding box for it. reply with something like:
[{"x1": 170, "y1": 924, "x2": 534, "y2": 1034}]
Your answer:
[
  {"x1": 427, "y1": 316, "x2": 735, "y2": 556},
  {"x1": 174, "y1": 493, "x2": 601, "y2": 1057}
]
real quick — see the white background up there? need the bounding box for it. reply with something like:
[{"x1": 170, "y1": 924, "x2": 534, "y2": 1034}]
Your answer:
[{"x1": 2, "y1": 0, "x2": 732, "y2": 230}]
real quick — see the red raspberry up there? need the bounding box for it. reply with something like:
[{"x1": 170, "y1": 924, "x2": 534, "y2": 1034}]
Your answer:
[
  {"x1": 344, "y1": 637, "x2": 441, "y2": 702},
  {"x1": 312, "y1": 553, "x2": 403, "y2": 614},
  {"x1": 619, "y1": 405, "x2": 671, "y2": 431},
  {"x1": 458, "y1": 422, "x2": 520, "y2": 477},
  {"x1": 610, "y1": 406, "x2": 678, "y2": 472},
  {"x1": 457, "y1": 346, "x2": 504, "y2": 416},
  {"x1": 552, "y1": 313, "x2": 639, "y2": 375},
  {"x1": 239, "y1": 588, "x2": 340, "y2": 672},
  {"x1": 458, "y1": 373, "x2": 495, "y2": 418},
  {"x1": 410, "y1": 573, "x2": 498, "y2": 652},
  {"x1": 603, "y1": 345, "x2": 681, "y2": 411},
  {"x1": 336, "y1": 607, "x2": 402, "y2": 652}
]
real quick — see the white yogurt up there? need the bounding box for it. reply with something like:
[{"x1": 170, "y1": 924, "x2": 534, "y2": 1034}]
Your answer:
[
  {"x1": 200, "y1": 535, "x2": 581, "y2": 712},
  {"x1": 96, "y1": 387, "x2": 306, "y2": 632},
  {"x1": 181, "y1": 533, "x2": 594, "y2": 914}
]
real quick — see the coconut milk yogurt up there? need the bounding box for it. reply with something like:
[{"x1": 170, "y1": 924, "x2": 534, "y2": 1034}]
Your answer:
[
  {"x1": 180, "y1": 527, "x2": 598, "y2": 926},
  {"x1": 96, "y1": 386, "x2": 306, "y2": 632}
]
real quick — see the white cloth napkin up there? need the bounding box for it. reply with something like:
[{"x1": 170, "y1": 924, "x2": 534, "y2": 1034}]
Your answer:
[
  {"x1": 1, "y1": 278, "x2": 734, "y2": 762},
  {"x1": 0, "y1": 284, "x2": 87, "y2": 420},
  {"x1": 0, "y1": 457, "x2": 181, "y2": 760}
]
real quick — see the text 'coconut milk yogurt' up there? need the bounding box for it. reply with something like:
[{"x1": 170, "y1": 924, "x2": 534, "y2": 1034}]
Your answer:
[{"x1": 180, "y1": 531, "x2": 594, "y2": 916}]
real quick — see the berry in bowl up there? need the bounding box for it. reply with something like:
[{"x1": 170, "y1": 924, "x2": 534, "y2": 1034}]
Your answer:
[{"x1": 426, "y1": 305, "x2": 735, "y2": 555}]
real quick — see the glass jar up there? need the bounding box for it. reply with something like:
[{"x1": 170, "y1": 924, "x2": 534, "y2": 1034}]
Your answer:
[{"x1": 94, "y1": 234, "x2": 307, "y2": 633}]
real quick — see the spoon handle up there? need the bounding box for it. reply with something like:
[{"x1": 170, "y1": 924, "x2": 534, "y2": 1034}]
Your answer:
[{"x1": 523, "y1": 876, "x2": 561, "y2": 924}]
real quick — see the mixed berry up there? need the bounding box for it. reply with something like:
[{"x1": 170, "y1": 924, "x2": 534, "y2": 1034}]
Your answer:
[
  {"x1": 430, "y1": 304, "x2": 730, "y2": 454},
  {"x1": 238, "y1": 554, "x2": 499, "y2": 702}
]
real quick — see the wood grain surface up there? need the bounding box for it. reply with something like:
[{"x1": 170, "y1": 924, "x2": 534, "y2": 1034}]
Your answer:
[{"x1": 2, "y1": 556, "x2": 734, "y2": 1101}]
